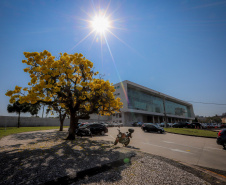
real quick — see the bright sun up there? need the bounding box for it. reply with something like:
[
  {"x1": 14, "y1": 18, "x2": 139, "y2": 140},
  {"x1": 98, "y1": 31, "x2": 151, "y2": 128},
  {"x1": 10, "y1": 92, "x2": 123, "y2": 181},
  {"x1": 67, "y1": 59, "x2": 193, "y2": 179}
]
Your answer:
[{"x1": 91, "y1": 16, "x2": 110, "y2": 34}]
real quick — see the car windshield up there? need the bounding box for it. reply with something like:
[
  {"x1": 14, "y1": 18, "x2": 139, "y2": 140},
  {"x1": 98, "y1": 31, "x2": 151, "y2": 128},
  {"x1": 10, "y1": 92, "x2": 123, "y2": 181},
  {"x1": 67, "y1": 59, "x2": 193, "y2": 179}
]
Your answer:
[{"x1": 80, "y1": 123, "x2": 92, "y2": 128}]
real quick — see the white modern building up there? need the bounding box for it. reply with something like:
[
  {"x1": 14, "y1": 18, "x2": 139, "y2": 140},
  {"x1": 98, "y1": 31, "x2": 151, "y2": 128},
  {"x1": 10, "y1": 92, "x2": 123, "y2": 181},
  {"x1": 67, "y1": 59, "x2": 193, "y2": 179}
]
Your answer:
[{"x1": 112, "y1": 80, "x2": 195, "y2": 126}]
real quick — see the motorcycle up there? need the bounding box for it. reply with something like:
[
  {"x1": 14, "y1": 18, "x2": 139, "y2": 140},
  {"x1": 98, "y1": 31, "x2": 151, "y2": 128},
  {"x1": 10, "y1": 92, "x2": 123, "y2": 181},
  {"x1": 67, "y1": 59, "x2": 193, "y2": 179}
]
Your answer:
[{"x1": 114, "y1": 127, "x2": 134, "y2": 146}]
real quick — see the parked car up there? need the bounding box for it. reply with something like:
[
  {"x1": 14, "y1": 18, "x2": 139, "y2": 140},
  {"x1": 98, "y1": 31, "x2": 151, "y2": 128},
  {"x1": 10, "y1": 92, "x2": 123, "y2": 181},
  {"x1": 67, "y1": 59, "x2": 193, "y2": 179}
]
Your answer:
[
  {"x1": 78, "y1": 122, "x2": 89, "y2": 127},
  {"x1": 187, "y1": 122, "x2": 202, "y2": 129},
  {"x1": 100, "y1": 122, "x2": 109, "y2": 127},
  {"x1": 76, "y1": 123, "x2": 108, "y2": 136},
  {"x1": 200, "y1": 123, "x2": 207, "y2": 129},
  {"x1": 160, "y1": 123, "x2": 172, "y2": 127},
  {"x1": 172, "y1": 122, "x2": 188, "y2": 128},
  {"x1": 132, "y1": 122, "x2": 141, "y2": 127},
  {"x1": 187, "y1": 123, "x2": 195, "y2": 128},
  {"x1": 221, "y1": 124, "x2": 226, "y2": 128},
  {"x1": 216, "y1": 129, "x2": 226, "y2": 149},
  {"x1": 207, "y1": 123, "x2": 214, "y2": 128},
  {"x1": 141, "y1": 123, "x2": 164, "y2": 133}
]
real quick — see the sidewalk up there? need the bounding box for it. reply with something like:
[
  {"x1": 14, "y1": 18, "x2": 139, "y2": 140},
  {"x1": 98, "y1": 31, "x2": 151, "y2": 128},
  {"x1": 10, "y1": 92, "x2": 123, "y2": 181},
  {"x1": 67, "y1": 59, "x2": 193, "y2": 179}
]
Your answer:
[{"x1": 0, "y1": 130, "x2": 225, "y2": 185}]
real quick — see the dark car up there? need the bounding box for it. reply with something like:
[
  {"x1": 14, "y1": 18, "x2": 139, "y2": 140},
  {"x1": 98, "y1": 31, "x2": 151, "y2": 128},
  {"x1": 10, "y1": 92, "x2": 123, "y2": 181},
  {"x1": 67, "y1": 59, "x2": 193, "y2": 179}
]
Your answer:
[
  {"x1": 172, "y1": 122, "x2": 188, "y2": 128},
  {"x1": 217, "y1": 129, "x2": 226, "y2": 149},
  {"x1": 132, "y1": 122, "x2": 143, "y2": 127},
  {"x1": 141, "y1": 123, "x2": 164, "y2": 133},
  {"x1": 187, "y1": 123, "x2": 195, "y2": 128},
  {"x1": 187, "y1": 122, "x2": 202, "y2": 129},
  {"x1": 76, "y1": 123, "x2": 108, "y2": 136}
]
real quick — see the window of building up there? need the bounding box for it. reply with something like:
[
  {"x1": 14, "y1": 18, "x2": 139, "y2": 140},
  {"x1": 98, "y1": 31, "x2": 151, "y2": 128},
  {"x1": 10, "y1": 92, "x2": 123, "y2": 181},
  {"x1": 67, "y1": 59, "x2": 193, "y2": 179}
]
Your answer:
[
  {"x1": 127, "y1": 87, "x2": 164, "y2": 113},
  {"x1": 127, "y1": 87, "x2": 192, "y2": 118}
]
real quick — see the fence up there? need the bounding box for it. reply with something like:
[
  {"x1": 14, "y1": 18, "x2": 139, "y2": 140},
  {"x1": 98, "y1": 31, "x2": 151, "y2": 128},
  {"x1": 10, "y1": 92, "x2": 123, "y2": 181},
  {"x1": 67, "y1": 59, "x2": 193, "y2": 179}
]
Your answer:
[{"x1": 0, "y1": 115, "x2": 110, "y2": 127}]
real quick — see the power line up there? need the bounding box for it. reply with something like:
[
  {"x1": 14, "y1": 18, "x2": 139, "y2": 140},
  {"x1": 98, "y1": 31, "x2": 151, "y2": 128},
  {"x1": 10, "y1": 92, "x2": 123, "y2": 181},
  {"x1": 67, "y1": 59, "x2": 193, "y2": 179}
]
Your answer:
[{"x1": 185, "y1": 101, "x2": 226, "y2": 105}]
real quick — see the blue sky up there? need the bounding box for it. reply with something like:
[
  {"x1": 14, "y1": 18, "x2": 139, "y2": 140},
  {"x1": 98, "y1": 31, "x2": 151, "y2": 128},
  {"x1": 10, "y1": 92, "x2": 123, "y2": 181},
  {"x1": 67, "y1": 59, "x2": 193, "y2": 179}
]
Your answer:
[{"x1": 0, "y1": 0, "x2": 226, "y2": 117}]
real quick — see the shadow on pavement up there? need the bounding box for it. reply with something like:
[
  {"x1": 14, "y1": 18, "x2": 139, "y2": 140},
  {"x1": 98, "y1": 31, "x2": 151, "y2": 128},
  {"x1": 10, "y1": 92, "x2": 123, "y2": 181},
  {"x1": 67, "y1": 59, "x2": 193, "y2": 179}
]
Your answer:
[{"x1": 0, "y1": 130, "x2": 136, "y2": 185}]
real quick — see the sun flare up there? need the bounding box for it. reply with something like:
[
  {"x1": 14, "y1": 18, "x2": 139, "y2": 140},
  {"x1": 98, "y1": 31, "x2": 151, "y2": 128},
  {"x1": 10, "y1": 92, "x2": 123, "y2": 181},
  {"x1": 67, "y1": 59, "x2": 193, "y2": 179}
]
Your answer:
[{"x1": 91, "y1": 16, "x2": 110, "y2": 34}]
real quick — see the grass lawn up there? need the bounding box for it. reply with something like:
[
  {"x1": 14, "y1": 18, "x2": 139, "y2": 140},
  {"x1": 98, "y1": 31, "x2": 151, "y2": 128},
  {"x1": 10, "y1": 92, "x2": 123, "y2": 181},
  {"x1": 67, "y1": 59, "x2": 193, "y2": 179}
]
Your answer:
[
  {"x1": 164, "y1": 128, "x2": 218, "y2": 138},
  {"x1": 0, "y1": 126, "x2": 69, "y2": 139}
]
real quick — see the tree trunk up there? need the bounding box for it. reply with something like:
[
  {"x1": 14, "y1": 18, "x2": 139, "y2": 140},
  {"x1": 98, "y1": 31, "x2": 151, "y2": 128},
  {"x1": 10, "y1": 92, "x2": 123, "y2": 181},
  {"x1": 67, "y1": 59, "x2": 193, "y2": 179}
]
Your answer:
[
  {"x1": 18, "y1": 112, "x2": 21, "y2": 128},
  {"x1": 59, "y1": 121, "x2": 63, "y2": 131},
  {"x1": 66, "y1": 112, "x2": 78, "y2": 140},
  {"x1": 59, "y1": 113, "x2": 66, "y2": 131}
]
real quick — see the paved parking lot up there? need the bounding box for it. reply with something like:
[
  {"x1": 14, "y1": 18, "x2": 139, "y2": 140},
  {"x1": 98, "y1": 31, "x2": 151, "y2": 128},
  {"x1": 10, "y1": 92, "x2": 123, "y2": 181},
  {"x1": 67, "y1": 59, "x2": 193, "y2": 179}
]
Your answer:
[
  {"x1": 1, "y1": 128, "x2": 225, "y2": 184},
  {"x1": 91, "y1": 127, "x2": 226, "y2": 171}
]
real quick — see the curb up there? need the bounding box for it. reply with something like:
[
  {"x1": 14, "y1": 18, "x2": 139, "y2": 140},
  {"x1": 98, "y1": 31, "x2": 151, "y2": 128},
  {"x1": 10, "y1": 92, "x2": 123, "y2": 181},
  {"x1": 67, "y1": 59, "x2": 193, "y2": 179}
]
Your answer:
[
  {"x1": 165, "y1": 131, "x2": 217, "y2": 139},
  {"x1": 116, "y1": 146, "x2": 226, "y2": 184},
  {"x1": 178, "y1": 162, "x2": 226, "y2": 183}
]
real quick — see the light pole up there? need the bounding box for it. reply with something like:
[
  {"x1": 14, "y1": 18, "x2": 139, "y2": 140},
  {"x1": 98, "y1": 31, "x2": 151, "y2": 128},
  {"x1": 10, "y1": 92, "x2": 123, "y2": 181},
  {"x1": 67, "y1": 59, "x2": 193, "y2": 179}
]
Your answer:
[{"x1": 163, "y1": 96, "x2": 167, "y2": 127}]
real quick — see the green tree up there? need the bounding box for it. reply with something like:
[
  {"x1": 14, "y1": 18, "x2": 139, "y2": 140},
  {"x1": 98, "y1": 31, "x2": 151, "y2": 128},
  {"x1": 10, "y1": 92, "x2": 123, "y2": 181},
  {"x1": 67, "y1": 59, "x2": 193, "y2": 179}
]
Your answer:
[
  {"x1": 7, "y1": 101, "x2": 40, "y2": 128},
  {"x1": 29, "y1": 103, "x2": 41, "y2": 116},
  {"x1": 193, "y1": 117, "x2": 199, "y2": 123},
  {"x1": 46, "y1": 103, "x2": 69, "y2": 131},
  {"x1": 6, "y1": 51, "x2": 123, "y2": 140}
]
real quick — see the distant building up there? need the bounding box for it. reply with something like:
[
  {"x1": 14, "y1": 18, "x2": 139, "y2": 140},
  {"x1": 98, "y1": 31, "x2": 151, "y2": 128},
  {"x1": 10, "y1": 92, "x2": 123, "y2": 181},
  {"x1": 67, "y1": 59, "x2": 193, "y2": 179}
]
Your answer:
[
  {"x1": 112, "y1": 80, "x2": 195, "y2": 126},
  {"x1": 222, "y1": 116, "x2": 226, "y2": 124}
]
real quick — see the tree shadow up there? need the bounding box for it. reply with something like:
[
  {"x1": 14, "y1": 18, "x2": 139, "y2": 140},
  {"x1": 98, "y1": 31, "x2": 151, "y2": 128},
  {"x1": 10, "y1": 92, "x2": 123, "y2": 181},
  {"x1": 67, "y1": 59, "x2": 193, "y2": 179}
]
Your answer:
[
  {"x1": 0, "y1": 131, "x2": 137, "y2": 185},
  {"x1": 126, "y1": 145, "x2": 140, "y2": 150}
]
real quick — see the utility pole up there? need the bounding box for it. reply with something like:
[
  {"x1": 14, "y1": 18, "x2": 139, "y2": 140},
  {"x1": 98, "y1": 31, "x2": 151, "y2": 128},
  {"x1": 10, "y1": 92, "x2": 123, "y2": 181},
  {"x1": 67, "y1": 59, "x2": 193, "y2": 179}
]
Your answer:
[
  {"x1": 163, "y1": 96, "x2": 167, "y2": 127},
  {"x1": 42, "y1": 104, "x2": 44, "y2": 118}
]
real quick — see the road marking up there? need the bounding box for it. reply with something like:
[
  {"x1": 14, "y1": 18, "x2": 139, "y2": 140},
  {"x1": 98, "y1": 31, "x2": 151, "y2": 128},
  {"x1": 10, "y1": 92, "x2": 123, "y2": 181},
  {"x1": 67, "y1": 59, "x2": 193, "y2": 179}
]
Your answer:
[
  {"x1": 109, "y1": 135, "x2": 115, "y2": 139},
  {"x1": 142, "y1": 142, "x2": 193, "y2": 154},
  {"x1": 204, "y1": 147, "x2": 222, "y2": 151},
  {"x1": 163, "y1": 141, "x2": 175, "y2": 144},
  {"x1": 171, "y1": 149, "x2": 192, "y2": 154},
  {"x1": 163, "y1": 140, "x2": 202, "y2": 150},
  {"x1": 162, "y1": 140, "x2": 222, "y2": 151}
]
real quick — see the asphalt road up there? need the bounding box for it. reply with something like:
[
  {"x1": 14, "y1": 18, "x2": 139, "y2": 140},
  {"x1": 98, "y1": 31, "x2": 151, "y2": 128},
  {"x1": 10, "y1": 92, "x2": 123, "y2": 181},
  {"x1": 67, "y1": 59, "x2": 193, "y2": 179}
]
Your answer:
[{"x1": 91, "y1": 127, "x2": 226, "y2": 171}]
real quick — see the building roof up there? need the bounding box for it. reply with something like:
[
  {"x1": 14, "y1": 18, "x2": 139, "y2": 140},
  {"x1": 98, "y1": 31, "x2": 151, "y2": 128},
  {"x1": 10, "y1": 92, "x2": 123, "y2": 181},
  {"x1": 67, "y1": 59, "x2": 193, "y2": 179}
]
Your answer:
[{"x1": 115, "y1": 80, "x2": 193, "y2": 106}]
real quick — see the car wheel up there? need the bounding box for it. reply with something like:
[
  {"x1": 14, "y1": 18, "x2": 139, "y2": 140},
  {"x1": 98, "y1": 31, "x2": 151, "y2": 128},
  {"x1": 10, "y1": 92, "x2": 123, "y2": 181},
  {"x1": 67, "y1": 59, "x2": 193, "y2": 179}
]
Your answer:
[
  {"x1": 101, "y1": 131, "x2": 105, "y2": 135},
  {"x1": 223, "y1": 143, "x2": 226, "y2": 149}
]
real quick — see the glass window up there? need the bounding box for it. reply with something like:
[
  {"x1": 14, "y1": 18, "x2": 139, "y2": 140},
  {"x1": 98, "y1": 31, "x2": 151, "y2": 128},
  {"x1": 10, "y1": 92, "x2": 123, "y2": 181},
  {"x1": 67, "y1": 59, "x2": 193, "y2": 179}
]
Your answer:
[
  {"x1": 127, "y1": 86, "x2": 192, "y2": 118},
  {"x1": 127, "y1": 87, "x2": 164, "y2": 113},
  {"x1": 165, "y1": 100, "x2": 191, "y2": 117}
]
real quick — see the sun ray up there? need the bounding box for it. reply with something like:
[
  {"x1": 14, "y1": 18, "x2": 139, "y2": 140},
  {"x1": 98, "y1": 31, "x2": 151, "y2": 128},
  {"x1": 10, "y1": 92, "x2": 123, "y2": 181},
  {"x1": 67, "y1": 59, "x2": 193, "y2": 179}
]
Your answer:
[
  {"x1": 70, "y1": 1, "x2": 144, "y2": 94},
  {"x1": 69, "y1": 30, "x2": 95, "y2": 52},
  {"x1": 88, "y1": 31, "x2": 98, "y2": 51},
  {"x1": 107, "y1": 29, "x2": 147, "y2": 61},
  {"x1": 103, "y1": 33, "x2": 129, "y2": 103}
]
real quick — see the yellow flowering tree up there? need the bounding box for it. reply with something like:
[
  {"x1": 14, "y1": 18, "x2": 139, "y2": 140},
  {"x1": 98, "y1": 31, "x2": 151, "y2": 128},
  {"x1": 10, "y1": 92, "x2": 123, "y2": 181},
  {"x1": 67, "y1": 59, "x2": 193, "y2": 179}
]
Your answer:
[{"x1": 5, "y1": 50, "x2": 123, "y2": 140}]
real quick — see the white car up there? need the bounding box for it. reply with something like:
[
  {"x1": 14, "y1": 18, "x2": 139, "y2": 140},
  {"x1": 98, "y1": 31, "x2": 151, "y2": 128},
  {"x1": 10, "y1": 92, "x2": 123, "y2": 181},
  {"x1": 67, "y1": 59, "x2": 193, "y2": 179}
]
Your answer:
[{"x1": 200, "y1": 123, "x2": 207, "y2": 129}]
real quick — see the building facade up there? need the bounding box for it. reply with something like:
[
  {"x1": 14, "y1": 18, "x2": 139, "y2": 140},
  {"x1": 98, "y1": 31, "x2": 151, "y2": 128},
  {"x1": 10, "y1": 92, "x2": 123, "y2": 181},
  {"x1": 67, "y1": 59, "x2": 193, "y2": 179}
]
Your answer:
[
  {"x1": 222, "y1": 116, "x2": 226, "y2": 124},
  {"x1": 112, "y1": 80, "x2": 195, "y2": 126}
]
